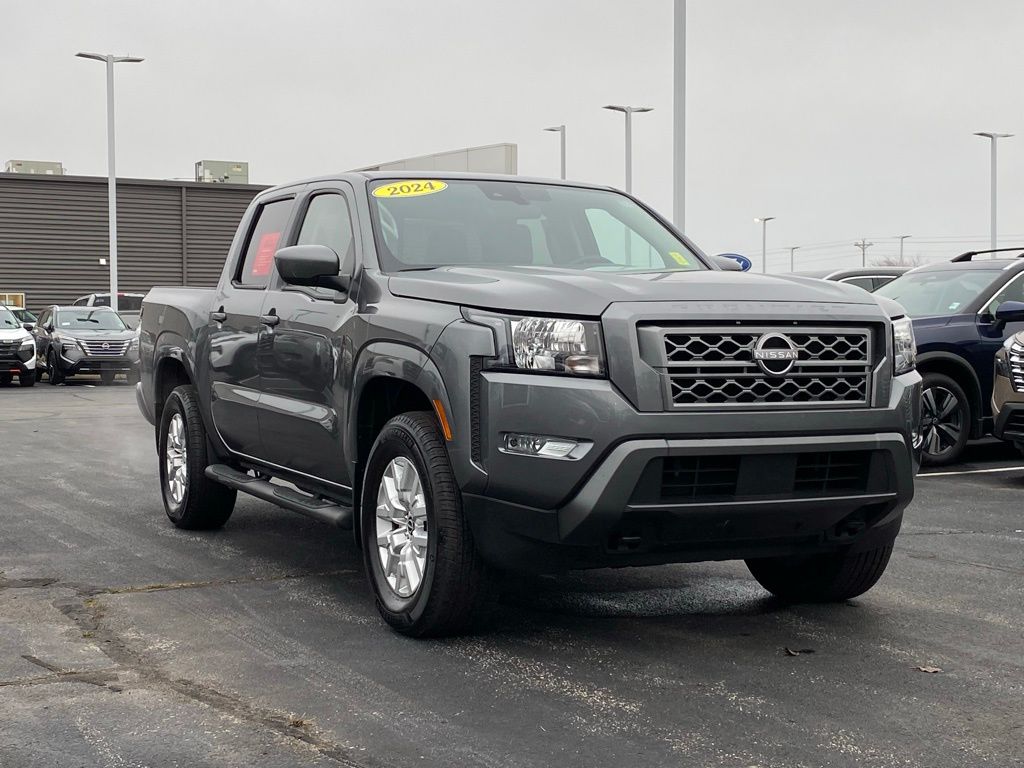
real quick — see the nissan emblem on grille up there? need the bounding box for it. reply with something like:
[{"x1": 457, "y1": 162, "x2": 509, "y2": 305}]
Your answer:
[
  {"x1": 752, "y1": 332, "x2": 799, "y2": 376},
  {"x1": 102, "y1": 342, "x2": 110, "y2": 350}
]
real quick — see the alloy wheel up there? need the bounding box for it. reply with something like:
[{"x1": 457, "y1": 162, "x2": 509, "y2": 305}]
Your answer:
[
  {"x1": 165, "y1": 413, "x2": 188, "y2": 505},
  {"x1": 375, "y1": 456, "x2": 428, "y2": 598},
  {"x1": 921, "y1": 385, "x2": 963, "y2": 459}
]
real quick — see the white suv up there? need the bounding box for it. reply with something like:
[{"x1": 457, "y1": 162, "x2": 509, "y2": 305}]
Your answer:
[{"x1": 0, "y1": 305, "x2": 37, "y2": 387}]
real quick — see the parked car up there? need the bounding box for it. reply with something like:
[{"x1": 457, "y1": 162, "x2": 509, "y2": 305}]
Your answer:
[
  {"x1": 137, "y1": 172, "x2": 921, "y2": 637},
  {"x1": 875, "y1": 248, "x2": 1024, "y2": 465},
  {"x1": 10, "y1": 307, "x2": 37, "y2": 330},
  {"x1": 795, "y1": 267, "x2": 908, "y2": 292},
  {"x1": 72, "y1": 292, "x2": 146, "y2": 329},
  {"x1": 0, "y1": 305, "x2": 37, "y2": 387},
  {"x1": 33, "y1": 306, "x2": 140, "y2": 385},
  {"x1": 991, "y1": 331, "x2": 1024, "y2": 452}
]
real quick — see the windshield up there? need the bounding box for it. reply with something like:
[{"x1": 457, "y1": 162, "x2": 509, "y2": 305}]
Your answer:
[
  {"x1": 875, "y1": 269, "x2": 1001, "y2": 318},
  {"x1": 0, "y1": 308, "x2": 19, "y2": 329},
  {"x1": 92, "y1": 295, "x2": 143, "y2": 311},
  {"x1": 55, "y1": 309, "x2": 127, "y2": 331},
  {"x1": 13, "y1": 309, "x2": 36, "y2": 323},
  {"x1": 367, "y1": 179, "x2": 707, "y2": 273}
]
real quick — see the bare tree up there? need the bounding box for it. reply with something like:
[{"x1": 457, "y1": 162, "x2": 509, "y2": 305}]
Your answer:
[{"x1": 872, "y1": 254, "x2": 923, "y2": 267}]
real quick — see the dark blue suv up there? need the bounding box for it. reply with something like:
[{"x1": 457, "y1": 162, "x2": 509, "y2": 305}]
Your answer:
[{"x1": 876, "y1": 248, "x2": 1024, "y2": 465}]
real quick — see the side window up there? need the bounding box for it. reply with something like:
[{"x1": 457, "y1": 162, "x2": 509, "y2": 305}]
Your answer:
[
  {"x1": 237, "y1": 199, "x2": 294, "y2": 287},
  {"x1": 985, "y1": 273, "x2": 1024, "y2": 315},
  {"x1": 841, "y1": 277, "x2": 875, "y2": 292},
  {"x1": 93, "y1": 295, "x2": 110, "y2": 307},
  {"x1": 73, "y1": 297, "x2": 87, "y2": 306},
  {"x1": 296, "y1": 194, "x2": 354, "y2": 263}
]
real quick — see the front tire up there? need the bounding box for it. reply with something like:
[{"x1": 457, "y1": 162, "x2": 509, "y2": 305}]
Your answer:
[
  {"x1": 47, "y1": 351, "x2": 64, "y2": 385},
  {"x1": 19, "y1": 372, "x2": 35, "y2": 388},
  {"x1": 746, "y1": 543, "x2": 894, "y2": 602},
  {"x1": 920, "y1": 371, "x2": 970, "y2": 466},
  {"x1": 158, "y1": 384, "x2": 236, "y2": 530},
  {"x1": 100, "y1": 371, "x2": 116, "y2": 386},
  {"x1": 360, "y1": 411, "x2": 492, "y2": 637}
]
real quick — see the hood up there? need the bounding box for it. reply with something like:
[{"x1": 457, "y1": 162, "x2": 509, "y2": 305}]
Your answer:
[
  {"x1": 387, "y1": 266, "x2": 879, "y2": 317},
  {"x1": 54, "y1": 328, "x2": 136, "y2": 341},
  {"x1": 0, "y1": 327, "x2": 31, "y2": 343}
]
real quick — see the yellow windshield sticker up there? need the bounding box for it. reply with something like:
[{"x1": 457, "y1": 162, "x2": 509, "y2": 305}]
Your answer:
[
  {"x1": 372, "y1": 180, "x2": 448, "y2": 199},
  {"x1": 668, "y1": 251, "x2": 690, "y2": 266}
]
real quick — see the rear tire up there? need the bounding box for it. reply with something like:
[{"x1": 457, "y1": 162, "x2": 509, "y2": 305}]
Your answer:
[
  {"x1": 158, "y1": 384, "x2": 236, "y2": 530},
  {"x1": 360, "y1": 411, "x2": 493, "y2": 637},
  {"x1": 746, "y1": 543, "x2": 894, "y2": 602},
  {"x1": 919, "y1": 371, "x2": 970, "y2": 466}
]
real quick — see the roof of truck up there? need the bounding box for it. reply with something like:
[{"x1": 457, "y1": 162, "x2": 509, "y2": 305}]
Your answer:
[{"x1": 256, "y1": 171, "x2": 619, "y2": 196}]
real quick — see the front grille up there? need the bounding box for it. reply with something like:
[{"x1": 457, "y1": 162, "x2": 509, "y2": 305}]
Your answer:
[
  {"x1": 0, "y1": 341, "x2": 20, "y2": 360},
  {"x1": 80, "y1": 339, "x2": 130, "y2": 357},
  {"x1": 658, "y1": 326, "x2": 873, "y2": 408},
  {"x1": 1003, "y1": 411, "x2": 1024, "y2": 437},
  {"x1": 1009, "y1": 342, "x2": 1024, "y2": 392},
  {"x1": 661, "y1": 455, "x2": 740, "y2": 501}
]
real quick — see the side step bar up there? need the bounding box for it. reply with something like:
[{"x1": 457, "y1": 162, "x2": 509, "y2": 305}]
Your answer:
[{"x1": 205, "y1": 464, "x2": 353, "y2": 530}]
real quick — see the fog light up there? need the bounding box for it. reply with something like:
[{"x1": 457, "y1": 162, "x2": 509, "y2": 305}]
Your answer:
[{"x1": 500, "y1": 432, "x2": 591, "y2": 459}]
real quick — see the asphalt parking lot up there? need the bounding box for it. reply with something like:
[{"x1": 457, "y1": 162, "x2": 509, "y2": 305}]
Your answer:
[{"x1": 1, "y1": 382, "x2": 1022, "y2": 768}]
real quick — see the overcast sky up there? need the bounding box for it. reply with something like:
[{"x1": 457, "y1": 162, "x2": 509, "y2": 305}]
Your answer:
[{"x1": 4, "y1": 0, "x2": 1023, "y2": 271}]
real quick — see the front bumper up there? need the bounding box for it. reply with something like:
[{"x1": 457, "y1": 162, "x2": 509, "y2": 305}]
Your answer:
[
  {"x1": 0, "y1": 348, "x2": 36, "y2": 378},
  {"x1": 459, "y1": 370, "x2": 921, "y2": 572},
  {"x1": 55, "y1": 353, "x2": 139, "y2": 376}
]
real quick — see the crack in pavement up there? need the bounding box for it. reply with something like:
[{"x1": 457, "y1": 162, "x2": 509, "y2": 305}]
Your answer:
[
  {"x1": 2, "y1": 571, "x2": 380, "y2": 767},
  {"x1": 902, "y1": 551, "x2": 1024, "y2": 576}
]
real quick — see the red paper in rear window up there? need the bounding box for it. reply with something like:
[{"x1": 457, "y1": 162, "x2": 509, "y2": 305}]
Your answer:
[{"x1": 251, "y1": 232, "x2": 281, "y2": 277}]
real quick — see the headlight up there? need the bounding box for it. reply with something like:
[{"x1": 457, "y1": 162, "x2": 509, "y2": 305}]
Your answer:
[
  {"x1": 464, "y1": 310, "x2": 605, "y2": 377},
  {"x1": 130, "y1": 335, "x2": 140, "y2": 350},
  {"x1": 892, "y1": 316, "x2": 916, "y2": 375},
  {"x1": 19, "y1": 337, "x2": 33, "y2": 349}
]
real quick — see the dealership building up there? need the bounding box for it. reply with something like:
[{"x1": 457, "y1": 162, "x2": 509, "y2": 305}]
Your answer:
[{"x1": 0, "y1": 143, "x2": 517, "y2": 311}]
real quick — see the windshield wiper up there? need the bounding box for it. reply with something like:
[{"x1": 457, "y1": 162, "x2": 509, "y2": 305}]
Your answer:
[{"x1": 397, "y1": 266, "x2": 442, "y2": 273}]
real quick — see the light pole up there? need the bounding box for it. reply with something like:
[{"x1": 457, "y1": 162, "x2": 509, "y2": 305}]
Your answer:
[
  {"x1": 788, "y1": 246, "x2": 800, "y2": 272},
  {"x1": 897, "y1": 234, "x2": 912, "y2": 264},
  {"x1": 673, "y1": 0, "x2": 686, "y2": 230},
  {"x1": 543, "y1": 125, "x2": 566, "y2": 180},
  {"x1": 76, "y1": 51, "x2": 144, "y2": 314},
  {"x1": 754, "y1": 217, "x2": 775, "y2": 273},
  {"x1": 974, "y1": 132, "x2": 1013, "y2": 253},
  {"x1": 854, "y1": 238, "x2": 874, "y2": 267},
  {"x1": 603, "y1": 105, "x2": 653, "y2": 193}
]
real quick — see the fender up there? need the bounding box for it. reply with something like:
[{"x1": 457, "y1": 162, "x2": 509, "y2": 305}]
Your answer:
[
  {"x1": 347, "y1": 340, "x2": 454, "y2": 468},
  {"x1": 916, "y1": 350, "x2": 985, "y2": 437}
]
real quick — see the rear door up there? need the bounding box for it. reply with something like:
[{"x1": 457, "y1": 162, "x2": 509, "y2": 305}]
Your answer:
[
  {"x1": 256, "y1": 184, "x2": 360, "y2": 487},
  {"x1": 208, "y1": 195, "x2": 295, "y2": 457}
]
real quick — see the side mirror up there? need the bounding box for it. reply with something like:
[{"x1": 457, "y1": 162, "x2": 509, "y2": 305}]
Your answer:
[
  {"x1": 995, "y1": 301, "x2": 1024, "y2": 324},
  {"x1": 711, "y1": 254, "x2": 744, "y2": 272},
  {"x1": 22, "y1": 322, "x2": 34, "y2": 331},
  {"x1": 44, "y1": 323, "x2": 54, "y2": 333},
  {"x1": 274, "y1": 244, "x2": 351, "y2": 294}
]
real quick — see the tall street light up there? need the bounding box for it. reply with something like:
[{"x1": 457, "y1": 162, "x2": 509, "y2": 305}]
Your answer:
[
  {"x1": 77, "y1": 51, "x2": 144, "y2": 314},
  {"x1": 543, "y1": 125, "x2": 566, "y2": 180},
  {"x1": 754, "y1": 217, "x2": 775, "y2": 273},
  {"x1": 673, "y1": 0, "x2": 686, "y2": 231},
  {"x1": 897, "y1": 234, "x2": 912, "y2": 263},
  {"x1": 603, "y1": 105, "x2": 653, "y2": 193},
  {"x1": 974, "y1": 132, "x2": 1013, "y2": 253},
  {"x1": 854, "y1": 238, "x2": 874, "y2": 267},
  {"x1": 788, "y1": 246, "x2": 800, "y2": 273}
]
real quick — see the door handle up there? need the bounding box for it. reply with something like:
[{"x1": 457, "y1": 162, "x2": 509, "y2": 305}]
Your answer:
[
  {"x1": 210, "y1": 309, "x2": 227, "y2": 323},
  {"x1": 260, "y1": 313, "x2": 280, "y2": 327}
]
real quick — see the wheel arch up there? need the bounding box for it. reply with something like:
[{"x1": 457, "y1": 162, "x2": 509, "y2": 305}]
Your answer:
[
  {"x1": 916, "y1": 351, "x2": 984, "y2": 438},
  {"x1": 349, "y1": 342, "x2": 453, "y2": 546}
]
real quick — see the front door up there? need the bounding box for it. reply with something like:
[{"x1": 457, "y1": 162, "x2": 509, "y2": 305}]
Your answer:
[
  {"x1": 256, "y1": 188, "x2": 359, "y2": 488},
  {"x1": 208, "y1": 196, "x2": 295, "y2": 457}
]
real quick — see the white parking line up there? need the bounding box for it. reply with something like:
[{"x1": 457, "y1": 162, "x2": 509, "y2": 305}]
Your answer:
[{"x1": 919, "y1": 465, "x2": 1024, "y2": 478}]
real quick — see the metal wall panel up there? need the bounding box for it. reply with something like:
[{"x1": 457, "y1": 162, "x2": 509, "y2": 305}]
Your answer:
[{"x1": 0, "y1": 174, "x2": 265, "y2": 310}]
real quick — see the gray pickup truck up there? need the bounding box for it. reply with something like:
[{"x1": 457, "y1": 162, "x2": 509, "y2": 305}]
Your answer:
[{"x1": 137, "y1": 172, "x2": 921, "y2": 637}]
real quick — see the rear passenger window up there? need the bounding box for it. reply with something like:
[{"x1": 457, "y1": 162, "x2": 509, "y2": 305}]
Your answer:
[
  {"x1": 238, "y1": 199, "x2": 293, "y2": 287},
  {"x1": 842, "y1": 277, "x2": 875, "y2": 292},
  {"x1": 297, "y1": 194, "x2": 354, "y2": 263}
]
